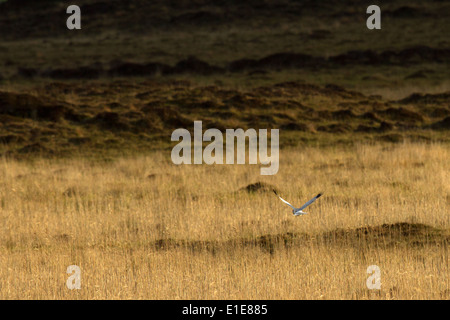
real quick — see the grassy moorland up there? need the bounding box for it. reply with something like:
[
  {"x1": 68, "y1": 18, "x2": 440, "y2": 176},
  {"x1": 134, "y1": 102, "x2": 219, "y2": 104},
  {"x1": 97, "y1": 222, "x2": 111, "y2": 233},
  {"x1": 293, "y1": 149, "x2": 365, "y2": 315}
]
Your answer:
[
  {"x1": 0, "y1": 0, "x2": 448, "y2": 299},
  {"x1": 0, "y1": 143, "x2": 448, "y2": 299}
]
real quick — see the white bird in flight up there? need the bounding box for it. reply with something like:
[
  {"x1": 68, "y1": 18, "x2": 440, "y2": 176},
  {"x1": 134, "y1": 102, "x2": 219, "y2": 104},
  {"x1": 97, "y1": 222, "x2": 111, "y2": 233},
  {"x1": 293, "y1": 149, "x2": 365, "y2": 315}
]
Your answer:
[{"x1": 274, "y1": 190, "x2": 323, "y2": 216}]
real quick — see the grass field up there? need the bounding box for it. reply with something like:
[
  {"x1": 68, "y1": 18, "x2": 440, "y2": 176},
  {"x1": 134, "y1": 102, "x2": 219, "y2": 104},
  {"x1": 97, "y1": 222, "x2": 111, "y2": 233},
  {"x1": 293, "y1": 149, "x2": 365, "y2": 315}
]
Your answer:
[
  {"x1": 0, "y1": 142, "x2": 448, "y2": 299},
  {"x1": 0, "y1": 0, "x2": 449, "y2": 300}
]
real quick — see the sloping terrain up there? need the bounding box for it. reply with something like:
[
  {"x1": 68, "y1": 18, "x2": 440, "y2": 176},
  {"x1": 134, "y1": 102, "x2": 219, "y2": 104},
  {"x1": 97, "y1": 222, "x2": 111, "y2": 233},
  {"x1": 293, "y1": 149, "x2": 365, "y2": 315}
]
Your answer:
[
  {"x1": 0, "y1": 80, "x2": 448, "y2": 157},
  {"x1": 1, "y1": 0, "x2": 449, "y2": 79},
  {"x1": 0, "y1": 0, "x2": 449, "y2": 157}
]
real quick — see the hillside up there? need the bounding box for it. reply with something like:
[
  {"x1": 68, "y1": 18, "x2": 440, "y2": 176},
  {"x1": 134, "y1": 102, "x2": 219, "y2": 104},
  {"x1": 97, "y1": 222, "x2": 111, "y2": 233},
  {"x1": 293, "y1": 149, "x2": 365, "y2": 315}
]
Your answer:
[{"x1": 0, "y1": 0, "x2": 449, "y2": 158}]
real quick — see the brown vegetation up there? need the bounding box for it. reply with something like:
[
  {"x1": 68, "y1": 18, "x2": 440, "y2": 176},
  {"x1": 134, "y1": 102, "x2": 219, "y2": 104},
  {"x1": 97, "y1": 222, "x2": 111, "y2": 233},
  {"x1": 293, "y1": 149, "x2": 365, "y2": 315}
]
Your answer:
[{"x1": 0, "y1": 143, "x2": 448, "y2": 299}]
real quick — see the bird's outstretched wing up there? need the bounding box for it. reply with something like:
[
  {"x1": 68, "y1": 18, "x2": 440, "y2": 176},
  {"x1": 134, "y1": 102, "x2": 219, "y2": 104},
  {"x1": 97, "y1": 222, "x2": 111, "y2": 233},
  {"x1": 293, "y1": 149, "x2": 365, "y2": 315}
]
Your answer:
[
  {"x1": 299, "y1": 193, "x2": 323, "y2": 210},
  {"x1": 273, "y1": 190, "x2": 296, "y2": 210}
]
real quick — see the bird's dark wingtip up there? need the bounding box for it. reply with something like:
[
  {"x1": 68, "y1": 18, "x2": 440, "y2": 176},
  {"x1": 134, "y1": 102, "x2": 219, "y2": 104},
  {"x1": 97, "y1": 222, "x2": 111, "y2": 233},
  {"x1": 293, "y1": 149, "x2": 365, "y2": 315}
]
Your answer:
[
  {"x1": 316, "y1": 193, "x2": 323, "y2": 198},
  {"x1": 273, "y1": 189, "x2": 278, "y2": 196}
]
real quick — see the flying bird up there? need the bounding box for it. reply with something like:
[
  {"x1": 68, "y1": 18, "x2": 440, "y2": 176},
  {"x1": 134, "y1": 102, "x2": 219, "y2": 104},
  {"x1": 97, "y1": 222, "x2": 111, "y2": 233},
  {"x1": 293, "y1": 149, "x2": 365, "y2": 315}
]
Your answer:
[{"x1": 273, "y1": 190, "x2": 323, "y2": 216}]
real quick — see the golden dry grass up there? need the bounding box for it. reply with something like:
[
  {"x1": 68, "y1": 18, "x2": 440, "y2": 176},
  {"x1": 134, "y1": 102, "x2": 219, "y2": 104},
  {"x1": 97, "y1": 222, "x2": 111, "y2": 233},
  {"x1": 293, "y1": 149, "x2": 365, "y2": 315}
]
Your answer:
[{"x1": 0, "y1": 142, "x2": 448, "y2": 299}]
